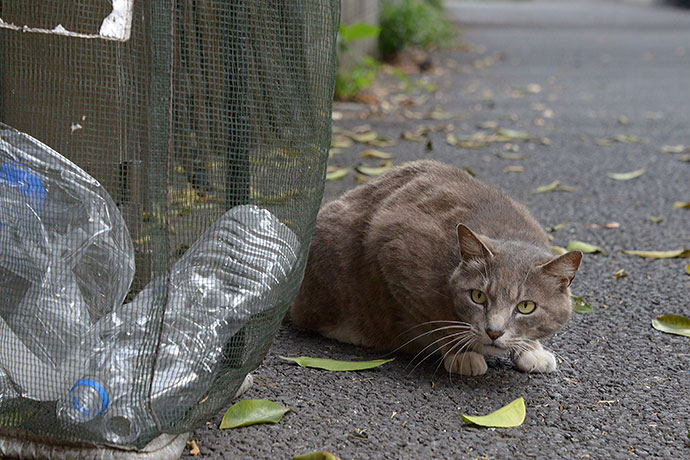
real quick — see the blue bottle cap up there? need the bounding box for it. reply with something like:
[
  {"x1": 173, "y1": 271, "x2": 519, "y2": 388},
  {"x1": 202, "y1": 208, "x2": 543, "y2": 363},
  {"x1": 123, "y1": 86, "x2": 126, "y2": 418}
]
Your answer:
[{"x1": 70, "y1": 378, "x2": 109, "y2": 418}]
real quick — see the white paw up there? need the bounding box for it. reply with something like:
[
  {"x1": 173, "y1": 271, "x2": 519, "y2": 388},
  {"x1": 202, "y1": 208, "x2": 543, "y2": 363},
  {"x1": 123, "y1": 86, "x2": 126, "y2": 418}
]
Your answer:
[
  {"x1": 513, "y1": 348, "x2": 557, "y2": 373},
  {"x1": 444, "y1": 351, "x2": 487, "y2": 376}
]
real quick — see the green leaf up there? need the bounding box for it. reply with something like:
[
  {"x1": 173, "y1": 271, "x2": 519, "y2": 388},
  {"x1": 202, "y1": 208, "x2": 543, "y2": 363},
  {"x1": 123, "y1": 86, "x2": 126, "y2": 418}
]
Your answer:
[
  {"x1": 658, "y1": 144, "x2": 687, "y2": 154},
  {"x1": 551, "y1": 246, "x2": 568, "y2": 256},
  {"x1": 293, "y1": 452, "x2": 341, "y2": 460},
  {"x1": 326, "y1": 166, "x2": 350, "y2": 181},
  {"x1": 220, "y1": 400, "x2": 290, "y2": 429},
  {"x1": 461, "y1": 397, "x2": 526, "y2": 428},
  {"x1": 566, "y1": 240, "x2": 604, "y2": 254},
  {"x1": 612, "y1": 268, "x2": 628, "y2": 279},
  {"x1": 359, "y1": 149, "x2": 392, "y2": 160},
  {"x1": 280, "y1": 356, "x2": 394, "y2": 371},
  {"x1": 496, "y1": 152, "x2": 530, "y2": 160},
  {"x1": 339, "y1": 23, "x2": 381, "y2": 44},
  {"x1": 572, "y1": 296, "x2": 594, "y2": 314},
  {"x1": 495, "y1": 128, "x2": 532, "y2": 140},
  {"x1": 355, "y1": 160, "x2": 393, "y2": 177},
  {"x1": 651, "y1": 314, "x2": 690, "y2": 338},
  {"x1": 530, "y1": 180, "x2": 577, "y2": 194},
  {"x1": 607, "y1": 168, "x2": 646, "y2": 181},
  {"x1": 622, "y1": 249, "x2": 690, "y2": 259}
]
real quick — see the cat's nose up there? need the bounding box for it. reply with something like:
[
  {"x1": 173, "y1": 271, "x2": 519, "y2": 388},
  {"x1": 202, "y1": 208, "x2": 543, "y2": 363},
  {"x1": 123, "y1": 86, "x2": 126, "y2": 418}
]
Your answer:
[{"x1": 485, "y1": 328, "x2": 504, "y2": 341}]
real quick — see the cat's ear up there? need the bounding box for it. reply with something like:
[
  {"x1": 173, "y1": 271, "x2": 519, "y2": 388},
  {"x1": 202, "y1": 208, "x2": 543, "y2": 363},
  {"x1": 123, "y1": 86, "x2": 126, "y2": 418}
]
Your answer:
[
  {"x1": 456, "y1": 224, "x2": 494, "y2": 262},
  {"x1": 538, "y1": 251, "x2": 582, "y2": 287}
]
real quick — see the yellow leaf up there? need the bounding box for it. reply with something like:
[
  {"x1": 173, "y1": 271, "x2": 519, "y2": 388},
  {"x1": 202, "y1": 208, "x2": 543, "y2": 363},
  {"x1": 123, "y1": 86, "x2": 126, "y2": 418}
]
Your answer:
[
  {"x1": 607, "y1": 168, "x2": 646, "y2": 181},
  {"x1": 461, "y1": 397, "x2": 526, "y2": 428},
  {"x1": 622, "y1": 249, "x2": 690, "y2": 259},
  {"x1": 612, "y1": 269, "x2": 628, "y2": 279},
  {"x1": 658, "y1": 145, "x2": 687, "y2": 154},
  {"x1": 673, "y1": 201, "x2": 690, "y2": 209},
  {"x1": 567, "y1": 240, "x2": 604, "y2": 254},
  {"x1": 531, "y1": 180, "x2": 578, "y2": 194},
  {"x1": 325, "y1": 166, "x2": 350, "y2": 181},
  {"x1": 355, "y1": 160, "x2": 393, "y2": 177},
  {"x1": 187, "y1": 440, "x2": 200, "y2": 457},
  {"x1": 359, "y1": 149, "x2": 392, "y2": 160}
]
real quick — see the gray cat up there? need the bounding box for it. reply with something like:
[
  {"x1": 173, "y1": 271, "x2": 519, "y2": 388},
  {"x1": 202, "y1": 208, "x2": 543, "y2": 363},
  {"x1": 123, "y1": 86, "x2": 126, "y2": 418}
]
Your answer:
[{"x1": 290, "y1": 160, "x2": 582, "y2": 375}]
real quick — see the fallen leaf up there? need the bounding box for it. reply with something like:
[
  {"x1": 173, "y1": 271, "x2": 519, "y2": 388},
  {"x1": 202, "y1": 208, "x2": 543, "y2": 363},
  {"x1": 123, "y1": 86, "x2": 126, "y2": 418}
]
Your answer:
[
  {"x1": 647, "y1": 216, "x2": 663, "y2": 223},
  {"x1": 684, "y1": 264, "x2": 690, "y2": 275},
  {"x1": 651, "y1": 314, "x2": 690, "y2": 338},
  {"x1": 355, "y1": 160, "x2": 393, "y2": 177},
  {"x1": 659, "y1": 144, "x2": 687, "y2": 154},
  {"x1": 347, "y1": 131, "x2": 377, "y2": 143},
  {"x1": 326, "y1": 166, "x2": 350, "y2": 181},
  {"x1": 461, "y1": 397, "x2": 526, "y2": 428},
  {"x1": 551, "y1": 246, "x2": 568, "y2": 255},
  {"x1": 596, "y1": 134, "x2": 646, "y2": 145},
  {"x1": 280, "y1": 356, "x2": 395, "y2": 371},
  {"x1": 401, "y1": 129, "x2": 427, "y2": 142},
  {"x1": 572, "y1": 296, "x2": 594, "y2": 314},
  {"x1": 504, "y1": 166, "x2": 525, "y2": 173},
  {"x1": 331, "y1": 135, "x2": 353, "y2": 149},
  {"x1": 495, "y1": 128, "x2": 532, "y2": 140},
  {"x1": 603, "y1": 222, "x2": 620, "y2": 229},
  {"x1": 496, "y1": 152, "x2": 530, "y2": 160},
  {"x1": 617, "y1": 115, "x2": 630, "y2": 125},
  {"x1": 607, "y1": 168, "x2": 646, "y2": 181},
  {"x1": 187, "y1": 440, "x2": 200, "y2": 457},
  {"x1": 367, "y1": 136, "x2": 398, "y2": 148},
  {"x1": 612, "y1": 268, "x2": 628, "y2": 279},
  {"x1": 673, "y1": 201, "x2": 690, "y2": 209},
  {"x1": 547, "y1": 223, "x2": 566, "y2": 232},
  {"x1": 622, "y1": 249, "x2": 690, "y2": 259},
  {"x1": 530, "y1": 180, "x2": 578, "y2": 194},
  {"x1": 477, "y1": 121, "x2": 498, "y2": 130},
  {"x1": 293, "y1": 452, "x2": 342, "y2": 460},
  {"x1": 354, "y1": 173, "x2": 370, "y2": 185},
  {"x1": 567, "y1": 240, "x2": 604, "y2": 254},
  {"x1": 676, "y1": 154, "x2": 690, "y2": 162},
  {"x1": 220, "y1": 400, "x2": 291, "y2": 429},
  {"x1": 359, "y1": 149, "x2": 392, "y2": 160}
]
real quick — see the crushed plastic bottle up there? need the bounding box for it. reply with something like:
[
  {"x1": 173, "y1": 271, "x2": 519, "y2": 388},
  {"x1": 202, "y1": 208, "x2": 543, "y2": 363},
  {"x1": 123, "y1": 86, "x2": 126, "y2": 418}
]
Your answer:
[
  {"x1": 58, "y1": 205, "x2": 300, "y2": 445},
  {"x1": 0, "y1": 123, "x2": 134, "y2": 401}
]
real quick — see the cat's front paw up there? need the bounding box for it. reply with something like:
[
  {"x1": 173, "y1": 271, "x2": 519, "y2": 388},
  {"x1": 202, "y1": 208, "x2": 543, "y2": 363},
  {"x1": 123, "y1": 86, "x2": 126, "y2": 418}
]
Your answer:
[
  {"x1": 512, "y1": 348, "x2": 557, "y2": 373},
  {"x1": 444, "y1": 351, "x2": 487, "y2": 376}
]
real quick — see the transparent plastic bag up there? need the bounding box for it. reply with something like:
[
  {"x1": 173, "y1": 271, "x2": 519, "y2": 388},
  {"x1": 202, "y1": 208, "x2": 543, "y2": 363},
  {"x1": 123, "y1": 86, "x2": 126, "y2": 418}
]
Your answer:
[{"x1": 0, "y1": 123, "x2": 135, "y2": 400}]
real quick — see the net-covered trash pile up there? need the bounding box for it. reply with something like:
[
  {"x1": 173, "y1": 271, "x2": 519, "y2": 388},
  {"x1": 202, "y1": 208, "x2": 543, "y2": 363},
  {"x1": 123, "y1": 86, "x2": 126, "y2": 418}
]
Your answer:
[{"x1": 0, "y1": 0, "x2": 338, "y2": 457}]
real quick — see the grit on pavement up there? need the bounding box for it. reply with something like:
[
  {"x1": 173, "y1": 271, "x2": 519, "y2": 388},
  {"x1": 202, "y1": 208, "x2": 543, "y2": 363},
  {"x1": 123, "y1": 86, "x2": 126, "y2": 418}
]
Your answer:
[{"x1": 185, "y1": 1, "x2": 690, "y2": 459}]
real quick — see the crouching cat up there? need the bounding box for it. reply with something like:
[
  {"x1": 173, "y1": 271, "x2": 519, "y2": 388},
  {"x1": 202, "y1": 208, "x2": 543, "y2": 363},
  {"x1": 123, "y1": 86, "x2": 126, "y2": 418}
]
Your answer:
[{"x1": 289, "y1": 160, "x2": 582, "y2": 376}]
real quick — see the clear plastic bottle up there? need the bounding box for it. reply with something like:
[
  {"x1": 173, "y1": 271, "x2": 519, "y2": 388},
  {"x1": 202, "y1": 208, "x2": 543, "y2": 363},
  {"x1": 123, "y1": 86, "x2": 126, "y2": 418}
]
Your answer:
[
  {"x1": 58, "y1": 205, "x2": 300, "y2": 445},
  {"x1": 0, "y1": 124, "x2": 135, "y2": 402}
]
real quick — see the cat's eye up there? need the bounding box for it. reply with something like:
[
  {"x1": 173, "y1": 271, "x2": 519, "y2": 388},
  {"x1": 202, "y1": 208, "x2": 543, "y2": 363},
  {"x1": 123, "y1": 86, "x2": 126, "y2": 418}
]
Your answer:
[
  {"x1": 471, "y1": 289, "x2": 487, "y2": 304},
  {"x1": 516, "y1": 300, "x2": 536, "y2": 315}
]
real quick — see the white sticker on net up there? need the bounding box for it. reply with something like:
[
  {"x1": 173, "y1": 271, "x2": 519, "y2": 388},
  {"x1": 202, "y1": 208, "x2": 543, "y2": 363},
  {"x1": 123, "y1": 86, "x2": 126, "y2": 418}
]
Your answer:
[{"x1": 0, "y1": 0, "x2": 134, "y2": 42}]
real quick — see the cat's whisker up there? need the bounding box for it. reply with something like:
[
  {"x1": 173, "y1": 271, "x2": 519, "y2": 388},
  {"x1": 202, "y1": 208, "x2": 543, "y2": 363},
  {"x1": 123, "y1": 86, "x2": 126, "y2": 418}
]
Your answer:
[
  {"x1": 411, "y1": 330, "x2": 474, "y2": 376},
  {"x1": 405, "y1": 330, "x2": 474, "y2": 375},
  {"x1": 434, "y1": 335, "x2": 476, "y2": 383},
  {"x1": 386, "y1": 323, "x2": 473, "y2": 359}
]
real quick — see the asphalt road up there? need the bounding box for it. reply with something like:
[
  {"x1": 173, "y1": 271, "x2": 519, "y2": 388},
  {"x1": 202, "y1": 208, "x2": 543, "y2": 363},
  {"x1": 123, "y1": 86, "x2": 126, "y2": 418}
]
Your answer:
[{"x1": 186, "y1": 1, "x2": 690, "y2": 458}]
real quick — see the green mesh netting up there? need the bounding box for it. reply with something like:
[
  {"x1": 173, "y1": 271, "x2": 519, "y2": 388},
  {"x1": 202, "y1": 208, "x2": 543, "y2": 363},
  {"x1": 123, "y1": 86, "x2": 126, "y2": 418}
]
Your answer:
[{"x1": 0, "y1": 0, "x2": 338, "y2": 453}]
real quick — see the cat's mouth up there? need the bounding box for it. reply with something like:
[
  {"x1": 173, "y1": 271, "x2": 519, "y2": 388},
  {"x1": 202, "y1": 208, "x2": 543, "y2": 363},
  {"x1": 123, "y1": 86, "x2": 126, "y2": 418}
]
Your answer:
[{"x1": 482, "y1": 344, "x2": 509, "y2": 356}]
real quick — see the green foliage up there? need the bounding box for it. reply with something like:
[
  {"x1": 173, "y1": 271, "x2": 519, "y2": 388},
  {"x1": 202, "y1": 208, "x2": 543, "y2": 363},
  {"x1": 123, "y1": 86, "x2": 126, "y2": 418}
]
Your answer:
[
  {"x1": 335, "y1": 22, "x2": 382, "y2": 100},
  {"x1": 379, "y1": 0, "x2": 454, "y2": 59},
  {"x1": 339, "y1": 23, "x2": 381, "y2": 50},
  {"x1": 335, "y1": 56, "x2": 380, "y2": 101}
]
